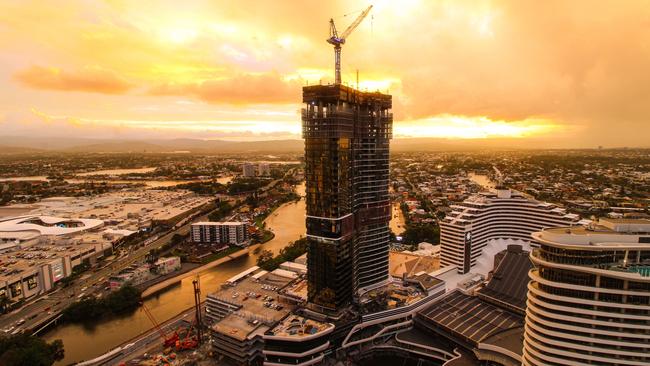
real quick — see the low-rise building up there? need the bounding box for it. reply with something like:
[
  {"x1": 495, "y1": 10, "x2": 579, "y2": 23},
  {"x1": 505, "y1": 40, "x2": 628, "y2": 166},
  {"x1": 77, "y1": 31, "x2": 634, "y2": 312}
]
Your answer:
[{"x1": 0, "y1": 215, "x2": 111, "y2": 302}]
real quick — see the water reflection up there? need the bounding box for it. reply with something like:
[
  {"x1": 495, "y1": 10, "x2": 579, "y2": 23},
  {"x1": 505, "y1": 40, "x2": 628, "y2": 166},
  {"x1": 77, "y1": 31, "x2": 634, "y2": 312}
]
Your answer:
[{"x1": 45, "y1": 183, "x2": 305, "y2": 364}]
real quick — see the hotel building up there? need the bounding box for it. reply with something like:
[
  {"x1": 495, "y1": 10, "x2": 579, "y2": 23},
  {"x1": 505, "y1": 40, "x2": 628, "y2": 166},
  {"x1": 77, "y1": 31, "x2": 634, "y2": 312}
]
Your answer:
[
  {"x1": 440, "y1": 188, "x2": 580, "y2": 273},
  {"x1": 524, "y1": 218, "x2": 650, "y2": 366}
]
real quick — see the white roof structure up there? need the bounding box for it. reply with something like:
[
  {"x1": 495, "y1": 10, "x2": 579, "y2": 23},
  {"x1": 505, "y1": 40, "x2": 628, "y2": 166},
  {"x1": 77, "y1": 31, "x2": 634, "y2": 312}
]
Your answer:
[
  {"x1": 0, "y1": 215, "x2": 104, "y2": 237},
  {"x1": 271, "y1": 268, "x2": 299, "y2": 279},
  {"x1": 192, "y1": 221, "x2": 245, "y2": 226}
]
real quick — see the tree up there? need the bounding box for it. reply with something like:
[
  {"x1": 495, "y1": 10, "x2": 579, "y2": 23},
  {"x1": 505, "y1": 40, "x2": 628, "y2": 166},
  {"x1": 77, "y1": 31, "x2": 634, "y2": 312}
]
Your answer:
[
  {"x1": 0, "y1": 296, "x2": 9, "y2": 314},
  {"x1": 208, "y1": 201, "x2": 233, "y2": 222},
  {"x1": 0, "y1": 334, "x2": 64, "y2": 366},
  {"x1": 171, "y1": 233, "x2": 186, "y2": 246},
  {"x1": 402, "y1": 224, "x2": 440, "y2": 245},
  {"x1": 256, "y1": 250, "x2": 274, "y2": 267}
]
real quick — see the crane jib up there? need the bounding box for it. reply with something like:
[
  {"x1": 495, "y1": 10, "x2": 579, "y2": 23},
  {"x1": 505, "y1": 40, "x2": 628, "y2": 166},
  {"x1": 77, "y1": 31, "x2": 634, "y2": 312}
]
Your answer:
[{"x1": 327, "y1": 5, "x2": 372, "y2": 85}]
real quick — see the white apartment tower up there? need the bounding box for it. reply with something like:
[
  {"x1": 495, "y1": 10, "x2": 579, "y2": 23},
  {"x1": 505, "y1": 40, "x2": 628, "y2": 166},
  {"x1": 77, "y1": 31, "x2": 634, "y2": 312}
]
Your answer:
[
  {"x1": 191, "y1": 221, "x2": 249, "y2": 246},
  {"x1": 258, "y1": 163, "x2": 270, "y2": 177},
  {"x1": 440, "y1": 188, "x2": 580, "y2": 273},
  {"x1": 242, "y1": 163, "x2": 256, "y2": 178}
]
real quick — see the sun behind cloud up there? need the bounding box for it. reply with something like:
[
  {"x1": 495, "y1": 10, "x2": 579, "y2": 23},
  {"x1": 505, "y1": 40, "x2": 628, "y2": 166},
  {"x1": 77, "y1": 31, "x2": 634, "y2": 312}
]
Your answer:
[{"x1": 0, "y1": 0, "x2": 648, "y2": 146}]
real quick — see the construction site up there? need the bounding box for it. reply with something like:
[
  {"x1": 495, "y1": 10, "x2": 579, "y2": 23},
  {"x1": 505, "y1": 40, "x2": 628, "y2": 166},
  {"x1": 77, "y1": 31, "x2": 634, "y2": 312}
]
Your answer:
[
  {"x1": 109, "y1": 276, "x2": 215, "y2": 366},
  {"x1": 93, "y1": 7, "x2": 387, "y2": 366}
]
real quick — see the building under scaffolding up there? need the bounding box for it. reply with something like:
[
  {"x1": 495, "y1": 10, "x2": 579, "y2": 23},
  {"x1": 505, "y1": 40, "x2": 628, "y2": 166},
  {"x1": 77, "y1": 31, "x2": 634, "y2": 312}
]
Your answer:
[{"x1": 303, "y1": 84, "x2": 393, "y2": 311}]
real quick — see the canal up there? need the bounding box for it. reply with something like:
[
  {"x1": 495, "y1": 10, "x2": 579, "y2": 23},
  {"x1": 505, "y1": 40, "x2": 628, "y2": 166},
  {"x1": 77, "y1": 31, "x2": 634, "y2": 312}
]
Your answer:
[
  {"x1": 468, "y1": 172, "x2": 495, "y2": 190},
  {"x1": 44, "y1": 183, "x2": 306, "y2": 365}
]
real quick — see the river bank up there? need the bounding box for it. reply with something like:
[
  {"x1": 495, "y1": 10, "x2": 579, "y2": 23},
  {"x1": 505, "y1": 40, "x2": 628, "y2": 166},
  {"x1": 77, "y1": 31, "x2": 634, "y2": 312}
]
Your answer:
[
  {"x1": 141, "y1": 248, "x2": 249, "y2": 298},
  {"x1": 43, "y1": 183, "x2": 306, "y2": 365}
]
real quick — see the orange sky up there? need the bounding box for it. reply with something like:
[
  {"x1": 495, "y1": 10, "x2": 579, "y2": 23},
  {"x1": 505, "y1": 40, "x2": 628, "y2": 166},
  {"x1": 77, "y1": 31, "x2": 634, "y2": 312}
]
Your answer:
[{"x1": 1, "y1": 0, "x2": 649, "y2": 147}]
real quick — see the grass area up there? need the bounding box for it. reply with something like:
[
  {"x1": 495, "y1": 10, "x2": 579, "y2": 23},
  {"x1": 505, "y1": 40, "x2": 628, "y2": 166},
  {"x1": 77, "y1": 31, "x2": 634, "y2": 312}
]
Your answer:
[
  {"x1": 258, "y1": 230, "x2": 275, "y2": 244},
  {"x1": 200, "y1": 246, "x2": 242, "y2": 264},
  {"x1": 256, "y1": 237, "x2": 306, "y2": 271}
]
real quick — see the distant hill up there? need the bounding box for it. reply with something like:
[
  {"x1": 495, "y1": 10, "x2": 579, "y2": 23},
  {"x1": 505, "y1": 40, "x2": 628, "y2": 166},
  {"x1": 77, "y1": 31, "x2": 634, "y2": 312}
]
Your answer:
[
  {"x1": 0, "y1": 136, "x2": 305, "y2": 154},
  {"x1": 0, "y1": 135, "x2": 589, "y2": 154},
  {"x1": 0, "y1": 144, "x2": 43, "y2": 154}
]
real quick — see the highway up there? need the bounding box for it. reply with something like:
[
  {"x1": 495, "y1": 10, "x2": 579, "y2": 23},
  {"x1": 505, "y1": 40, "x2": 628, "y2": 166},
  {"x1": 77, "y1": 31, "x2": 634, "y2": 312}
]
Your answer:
[
  {"x1": 0, "y1": 175, "x2": 286, "y2": 336},
  {"x1": 0, "y1": 204, "x2": 210, "y2": 335}
]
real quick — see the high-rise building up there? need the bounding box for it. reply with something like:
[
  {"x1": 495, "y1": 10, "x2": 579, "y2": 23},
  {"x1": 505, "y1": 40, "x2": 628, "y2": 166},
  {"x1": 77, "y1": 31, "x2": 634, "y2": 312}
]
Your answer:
[
  {"x1": 258, "y1": 163, "x2": 270, "y2": 177},
  {"x1": 191, "y1": 221, "x2": 249, "y2": 246},
  {"x1": 524, "y1": 218, "x2": 650, "y2": 366},
  {"x1": 441, "y1": 188, "x2": 580, "y2": 273},
  {"x1": 302, "y1": 84, "x2": 392, "y2": 311},
  {"x1": 242, "y1": 163, "x2": 256, "y2": 178}
]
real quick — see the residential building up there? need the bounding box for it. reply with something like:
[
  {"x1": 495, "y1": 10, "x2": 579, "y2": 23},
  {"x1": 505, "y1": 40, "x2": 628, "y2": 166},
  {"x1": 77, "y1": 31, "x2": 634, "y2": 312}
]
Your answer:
[
  {"x1": 243, "y1": 163, "x2": 256, "y2": 178},
  {"x1": 524, "y1": 218, "x2": 650, "y2": 366},
  {"x1": 302, "y1": 84, "x2": 392, "y2": 311},
  {"x1": 440, "y1": 188, "x2": 580, "y2": 273},
  {"x1": 258, "y1": 163, "x2": 271, "y2": 177},
  {"x1": 191, "y1": 221, "x2": 249, "y2": 246}
]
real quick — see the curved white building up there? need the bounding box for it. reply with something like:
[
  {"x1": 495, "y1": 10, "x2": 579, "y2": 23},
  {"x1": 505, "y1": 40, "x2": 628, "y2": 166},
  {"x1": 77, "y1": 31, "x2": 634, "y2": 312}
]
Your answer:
[
  {"x1": 0, "y1": 215, "x2": 104, "y2": 245},
  {"x1": 524, "y1": 218, "x2": 650, "y2": 366},
  {"x1": 440, "y1": 188, "x2": 580, "y2": 273}
]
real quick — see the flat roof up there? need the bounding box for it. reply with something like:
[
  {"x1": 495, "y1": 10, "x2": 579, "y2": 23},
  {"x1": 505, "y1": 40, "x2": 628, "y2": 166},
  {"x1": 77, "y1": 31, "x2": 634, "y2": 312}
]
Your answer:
[
  {"x1": 192, "y1": 221, "x2": 245, "y2": 226},
  {"x1": 266, "y1": 314, "x2": 333, "y2": 338},
  {"x1": 481, "y1": 326, "x2": 524, "y2": 356},
  {"x1": 226, "y1": 266, "x2": 260, "y2": 284},
  {"x1": 359, "y1": 280, "x2": 428, "y2": 315},
  {"x1": 395, "y1": 328, "x2": 455, "y2": 353}
]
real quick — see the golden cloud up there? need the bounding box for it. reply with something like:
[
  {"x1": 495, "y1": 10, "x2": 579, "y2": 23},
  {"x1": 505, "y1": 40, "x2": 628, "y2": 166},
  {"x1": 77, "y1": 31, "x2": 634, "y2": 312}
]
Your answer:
[
  {"x1": 149, "y1": 73, "x2": 301, "y2": 104},
  {"x1": 14, "y1": 65, "x2": 133, "y2": 94}
]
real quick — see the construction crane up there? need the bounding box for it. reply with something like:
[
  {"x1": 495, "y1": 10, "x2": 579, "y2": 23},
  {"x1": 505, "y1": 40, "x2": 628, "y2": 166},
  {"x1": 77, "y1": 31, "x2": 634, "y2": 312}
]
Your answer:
[
  {"x1": 141, "y1": 301, "x2": 179, "y2": 348},
  {"x1": 327, "y1": 5, "x2": 373, "y2": 85},
  {"x1": 192, "y1": 274, "x2": 203, "y2": 344}
]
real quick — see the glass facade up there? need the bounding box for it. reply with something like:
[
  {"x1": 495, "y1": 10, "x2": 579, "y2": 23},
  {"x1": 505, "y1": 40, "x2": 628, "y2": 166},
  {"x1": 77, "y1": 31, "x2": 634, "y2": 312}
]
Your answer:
[
  {"x1": 524, "y1": 238, "x2": 650, "y2": 365},
  {"x1": 303, "y1": 84, "x2": 392, "y2": 310}
]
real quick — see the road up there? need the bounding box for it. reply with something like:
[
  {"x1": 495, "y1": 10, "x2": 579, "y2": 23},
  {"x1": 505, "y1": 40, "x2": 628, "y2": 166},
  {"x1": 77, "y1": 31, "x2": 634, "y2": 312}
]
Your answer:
[
  {"x1": 90, "y1": 306, "x2": 197, "y2": 366},
  {"x1": 0, "y1": 174, "x2": 288, "y2": 336},
  {"x1": 0, "y1": 204, "x2": 210, "y2": 335}
]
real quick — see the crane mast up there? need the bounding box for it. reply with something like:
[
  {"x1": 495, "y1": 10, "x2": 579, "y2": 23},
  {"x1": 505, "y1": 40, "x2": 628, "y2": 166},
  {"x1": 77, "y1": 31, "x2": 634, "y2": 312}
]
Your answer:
[{"x1": 327, "y1": 5, "x2": 373, "y2": 85}]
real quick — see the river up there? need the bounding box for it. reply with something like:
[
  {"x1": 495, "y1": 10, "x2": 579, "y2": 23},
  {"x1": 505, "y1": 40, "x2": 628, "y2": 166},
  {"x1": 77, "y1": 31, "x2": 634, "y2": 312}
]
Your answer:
[
  {"x1": 468, "y1": 172, "x2": 495, "y2": 190},
  {"x1": 0, "y1": 175, "x2": 232, "y2": 188},
  {"x1": 44, "y1": 183, "x2": 306, "y2": 365},
  {"x1": 75, "y1": 168, "x2": 157, "y2": 176}
]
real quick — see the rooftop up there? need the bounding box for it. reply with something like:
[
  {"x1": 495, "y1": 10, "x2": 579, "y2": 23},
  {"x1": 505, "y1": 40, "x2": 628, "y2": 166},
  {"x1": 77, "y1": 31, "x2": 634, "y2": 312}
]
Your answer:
[
  {"x1": 209, "y1": 270, "x2": 296, "y2": 339},
  {"x1": 359, "y1": 280, "x2": 429, "y2": 315},
  {"x1": 192, "y1": 221, "x2": 245, "y2": 226},
  {"x1": 544, "y1": 218, "x2": 650, "y2": 237},
  {"x1": 478, "y1": 245, "x2": 531, "y2": 313},
  {"x1": 0, "y1": 215, "x2": 103, "y2": 237},
  {"x1": 418, "y1": 291, "x2": 523, "y2": 347},
  {"x1": 265, "y1": 314, "x2": 333, "y2": 338}
]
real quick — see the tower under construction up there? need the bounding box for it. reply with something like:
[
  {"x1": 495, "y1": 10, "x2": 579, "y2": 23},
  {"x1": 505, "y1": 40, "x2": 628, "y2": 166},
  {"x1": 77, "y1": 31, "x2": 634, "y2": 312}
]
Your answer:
[{"x1": 303, "y1": 84, "x2": 392, "y2": 311}]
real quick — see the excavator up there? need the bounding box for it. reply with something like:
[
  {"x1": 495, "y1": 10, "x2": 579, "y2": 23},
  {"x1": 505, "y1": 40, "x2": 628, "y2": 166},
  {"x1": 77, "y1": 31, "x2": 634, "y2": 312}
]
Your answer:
[{"x1": 174, "y1": 322, "x2": 198, "y2": 351}]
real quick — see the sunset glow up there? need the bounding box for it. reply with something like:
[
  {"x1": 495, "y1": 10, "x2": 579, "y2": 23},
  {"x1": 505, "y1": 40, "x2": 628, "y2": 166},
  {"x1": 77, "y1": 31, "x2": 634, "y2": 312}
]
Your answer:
[{"x1": 1, "y1": 1, "x2": 648, "y2": 146}]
